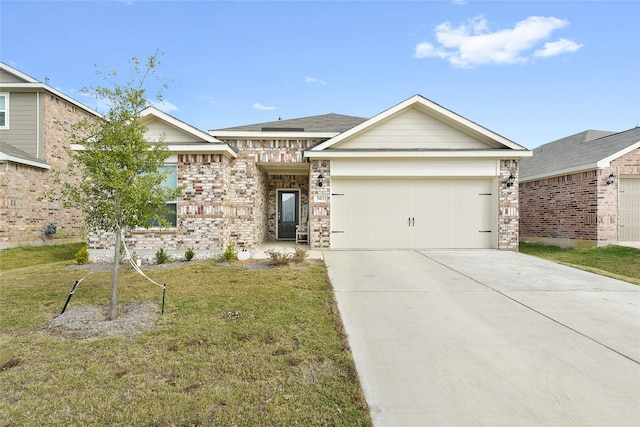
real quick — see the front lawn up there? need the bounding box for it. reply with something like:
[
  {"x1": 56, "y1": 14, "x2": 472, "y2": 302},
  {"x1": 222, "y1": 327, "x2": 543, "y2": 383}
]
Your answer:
[
  {"x1": 0, "y1": 245, "x2": 371, "y2": 426},
  {"x1": 520, "y1": 243, "x2": 640, "y2": 285}
]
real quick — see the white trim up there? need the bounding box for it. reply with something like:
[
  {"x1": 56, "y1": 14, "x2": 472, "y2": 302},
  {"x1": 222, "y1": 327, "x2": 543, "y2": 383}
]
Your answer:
[
  {"x1": 70, "y1": 142, "x2": 238, "y2": 159},
  {"x1": 0, "y1": 62, "x2": 39, "y2": 83},
  {"x1": 0, "y1": 152, "x2": 50, "y2": 169},
  {"x1": 167, "y1": 144, "x2": 237, "y2": 158},
  {"x1": 139, "y1": 107, "x2": 224, "y2": 143},
  {"x1": 308, "y1": 95, "x2": 528, "y2": 152},
  {"x1": 210, "y1": 130, "x2": 339, "y2": 139},
  {"x1": 521, "y1": 142, "x2": 640, "y2": 182},
  {"x1": 0, "y1": 82, "x2": 103, "y2": 118},
  {"x1": 304, "y1": 150, "x2": 532, "y2": 159},
  {"x1": 597, "y1": 141, "x2": 640, "y2": 168},
  {"x1": 0, "y1": 92, "x2": 9, "y2": 130}
]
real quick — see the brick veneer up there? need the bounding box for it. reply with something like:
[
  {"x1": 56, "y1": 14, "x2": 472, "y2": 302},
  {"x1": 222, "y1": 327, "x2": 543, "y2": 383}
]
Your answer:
[
  {"x1": 0, "y1": 93, "x2": 90, "y2": 247},
  {"x1": 88, "y1": 139, "x2": 528, "y2": 255},
  {"x1": 519, "y1": 148, "x2": 640, "y2": 247},
  {"x1": 308, "y1": 160, "x2": 331, "y2": 249},
  {"x1": 92, "y1": 138, "x2": 323, "y2": 257},
  {"x1": 498, "y1": 160, "x2": 521, "y2": 250}
]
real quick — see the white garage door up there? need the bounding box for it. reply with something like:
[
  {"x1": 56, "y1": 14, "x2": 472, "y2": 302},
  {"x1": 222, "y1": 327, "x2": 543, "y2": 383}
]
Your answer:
[
  {"x1": 620, "y1": 177, "x2": 640, "y2": 241},
  {"x1": 331, "y1": 177, "x2": 496, "y2": 249}
]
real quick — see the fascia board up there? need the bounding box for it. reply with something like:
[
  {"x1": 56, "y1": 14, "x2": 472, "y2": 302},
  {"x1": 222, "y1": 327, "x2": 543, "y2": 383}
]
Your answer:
[
  {"x1": 520, "y1": 164, "x2": 600, "y2": 182},
  {"x1": 0, "y1": 82, "x2": 103, "y2": 118},
  {"x1": 596, "y1": 140, "x2": 640, "y2": 168},
  {"x1": 71, "y1": 143, "x2": 237, "y2": 159},
  {"x1": 0, "y1": 153, "x2": 51, "y2": 169},
  {"x1": 309, "y1": 94, "x2": 526, "y2": 152},
  {"x1": 520, "y1": 141, "x2": 640, "y2": 183},
  {"x1": 304, "y1": 150, "x2": 532, "y2": 159},
  {"x1": 210, "y1": 130, "x2": 339, "y2": 139},
  {"x1": 0, "y1": 63, "x2": 40, "y2": 83},
  {"x1": 309, "y1": 98, "x2": 417, "y2": 151},
  {"x1": 167, "y1": 144, "x2": 237, "y2": 158},
  {"x1": 140, "y1": 107, "x2": 224, "y2": 143}
]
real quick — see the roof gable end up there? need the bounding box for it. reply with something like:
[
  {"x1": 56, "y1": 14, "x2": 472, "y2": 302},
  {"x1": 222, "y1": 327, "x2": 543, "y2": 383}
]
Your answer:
[
  {"x1": 139, "y1": 107, "x2": 237, "y2": 158},
  {"x1": 310, "y1": 95, "x2": 527, "y2": 152}
]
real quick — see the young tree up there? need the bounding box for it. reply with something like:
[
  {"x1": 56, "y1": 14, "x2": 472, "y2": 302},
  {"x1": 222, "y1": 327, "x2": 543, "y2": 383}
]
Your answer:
[{"x1": 58, "y1": 52, "x2": 179, "y2": 320}]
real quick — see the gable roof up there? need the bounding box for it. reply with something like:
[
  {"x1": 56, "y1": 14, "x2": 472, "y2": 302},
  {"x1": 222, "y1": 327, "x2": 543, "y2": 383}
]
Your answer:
[
  {"x1": 210, "y1": 113, "x2": 367, "y2": 139},
  {"x1": 0, "y1": 140, "x2": 50, "y2": 169},
  {"x1": 520, "y1": 127, "x2": 640, "y2": 181},
  {"x1": 139, "y1": 107, "x2": 237, "y2": 158},
  {"x1": 0, "y1": 62, "x2": 102, "y2": 118},
  {"x1": 305, "y1": 94, "x2": 531, "y2": 159}
]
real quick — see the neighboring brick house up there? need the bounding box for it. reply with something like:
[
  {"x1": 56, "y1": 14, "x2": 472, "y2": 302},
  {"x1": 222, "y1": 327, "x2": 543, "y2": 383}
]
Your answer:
[
  {"x1": 0, "y1": 62, "x2": 100, "y2": 247},
  {"x1": 90, "y1": 95, "x2": 531, "y2": 258},
  {"x1": 520, "y1": 127, "x2": 640, "y2": 248}
]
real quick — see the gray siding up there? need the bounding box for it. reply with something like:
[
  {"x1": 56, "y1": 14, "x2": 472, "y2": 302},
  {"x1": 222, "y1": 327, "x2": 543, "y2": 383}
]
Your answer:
[
  {"x1": 0, "y1": 92, "x2": 40, "y2": 158},
  {"x1": 0, "y1": 68, "x2": 29, "y2": 83}
]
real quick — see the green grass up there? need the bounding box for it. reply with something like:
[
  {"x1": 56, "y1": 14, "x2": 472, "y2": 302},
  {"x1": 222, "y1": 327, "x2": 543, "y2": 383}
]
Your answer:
[
  {"x1": 0, "y1": 246, "x2": 372, "y2": 426},
  {"x1": 520, "y1": 243, "x2": 640, "y2": 285},
  {"x1": 0, "y1": 242, "x2": 85, "y2": 271}
]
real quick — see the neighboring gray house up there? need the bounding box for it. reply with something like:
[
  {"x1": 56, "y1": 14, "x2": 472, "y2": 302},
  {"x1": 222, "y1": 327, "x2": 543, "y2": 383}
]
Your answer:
[
  {"x1": 520, "y1": 127, "x2": 640, "y2": 248},
  {"x1": 0, "y1": 62, "x2": 100, "y2": 247},
  {"x1": 90, "y1": 95, "x2": 531, "y2": 256}
]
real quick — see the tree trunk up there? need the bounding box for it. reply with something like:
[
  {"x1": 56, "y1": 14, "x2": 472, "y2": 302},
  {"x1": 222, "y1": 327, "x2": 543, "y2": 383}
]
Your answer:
[{"x1": 108, "y1": 229, "x2": 121, "y2": 320}]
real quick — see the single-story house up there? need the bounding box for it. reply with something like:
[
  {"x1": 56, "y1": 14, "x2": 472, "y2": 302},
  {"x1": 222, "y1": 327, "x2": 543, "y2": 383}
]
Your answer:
[
  {"x1": 519, "y1": 127, "x2": 640, "y2": 248},
  {"x1": 0, "y1": 62, "x2": 100, "y2": 247},
  {"x1": 90, "y1": 94, "x2": 531, "y2": 257}
]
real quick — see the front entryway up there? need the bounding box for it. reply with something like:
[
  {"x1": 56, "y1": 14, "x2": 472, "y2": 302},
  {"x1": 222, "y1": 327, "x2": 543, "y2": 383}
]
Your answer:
[{"x1": 277, "y1": 190, "x2": 299, "y2": 239}]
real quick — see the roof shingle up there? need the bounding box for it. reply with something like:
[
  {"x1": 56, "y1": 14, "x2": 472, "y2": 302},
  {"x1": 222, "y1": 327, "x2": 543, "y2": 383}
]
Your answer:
[{"x1": 520, "y1": 127, "x2": 640, "y2": 181}]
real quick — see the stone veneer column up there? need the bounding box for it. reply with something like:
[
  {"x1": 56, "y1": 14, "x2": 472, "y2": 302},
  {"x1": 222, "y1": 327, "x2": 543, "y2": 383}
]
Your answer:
[
  {"x1": 498, "y1": 160, "x2": 519, "y2": 250},
  {"x1": 308, "y1": 160, "x2": 331, "y2": 249}
]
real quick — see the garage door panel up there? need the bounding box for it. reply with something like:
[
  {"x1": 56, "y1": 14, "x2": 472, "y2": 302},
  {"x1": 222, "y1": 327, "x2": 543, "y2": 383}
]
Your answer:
[
  {"x1": 620, "y1": 177, "x2": 640, "y2": 241},
  {"x1": 331, "y1": 177, "x2": 496, "y2": 249}
]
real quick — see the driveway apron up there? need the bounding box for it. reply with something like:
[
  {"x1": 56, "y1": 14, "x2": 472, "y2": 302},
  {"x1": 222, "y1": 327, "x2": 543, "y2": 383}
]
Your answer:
[{"x1": 323, "y1": 250, "x2": 640, "y2": 427}]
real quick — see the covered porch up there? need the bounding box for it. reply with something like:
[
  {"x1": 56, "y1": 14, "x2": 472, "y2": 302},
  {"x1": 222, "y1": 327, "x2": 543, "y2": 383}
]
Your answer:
[{"x1": 257, "y1": 162, "x2": 310, "y2": 243}]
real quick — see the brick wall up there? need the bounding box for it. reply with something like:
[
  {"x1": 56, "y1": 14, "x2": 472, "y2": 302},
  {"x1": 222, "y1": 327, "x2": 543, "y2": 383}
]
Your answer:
[
  {"x1": 520, "y1": 149, "x2": 639, "y2": 247},
  {"x1": 0, "y1": 93, "x2": 90, "y2": 247},
  {"x1": 598, "y1": 149, "x2": 640, "y2": 242},
  {"x1": 308, "y1": 160, "x2": 331, "y2": 249},
  {"x1": 520, "y1": 171, "x2": 598, "y2": 243},
  {"x1": 90, "y1": 138, "x2": 322, "y2": 256},
  {"x1": 498, "y1": 160, "x2": 520, "y2": 250}
]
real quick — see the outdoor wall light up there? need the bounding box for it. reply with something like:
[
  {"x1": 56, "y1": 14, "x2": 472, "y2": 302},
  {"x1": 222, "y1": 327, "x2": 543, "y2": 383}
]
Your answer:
[
  {"x1": 506, "y1": 173, "x2": 516, "y2": 188},
  {"x1": 606, "y1": 173, "x2": 617, "y2": 185},
  {"x1": 317, "y1": 174, "x2": 323, "y2": 188}
]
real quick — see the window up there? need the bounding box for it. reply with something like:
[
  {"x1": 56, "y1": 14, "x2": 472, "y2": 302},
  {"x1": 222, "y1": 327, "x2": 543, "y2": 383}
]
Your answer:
[
  {"x1": 0, "y1": 93, "x2": 8, "y2": 129},
  {"x1": 148, "y1": 165, "x2": 178, "y2": 228}
]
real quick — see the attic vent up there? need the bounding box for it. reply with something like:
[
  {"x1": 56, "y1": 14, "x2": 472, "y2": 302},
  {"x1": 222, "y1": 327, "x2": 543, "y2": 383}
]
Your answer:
[{"x1": 261, "y1": 127, "x2": 305, "y2": 132}]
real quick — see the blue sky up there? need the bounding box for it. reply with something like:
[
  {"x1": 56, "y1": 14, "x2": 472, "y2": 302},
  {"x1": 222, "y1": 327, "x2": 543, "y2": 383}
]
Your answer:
[{"x1": 1, "y1": 0, "x2": 639, "y2": 148}]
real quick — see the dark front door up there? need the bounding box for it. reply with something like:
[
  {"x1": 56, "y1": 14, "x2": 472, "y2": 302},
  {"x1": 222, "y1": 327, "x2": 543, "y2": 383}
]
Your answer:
[{"x1": 278, "y1": 190, "x2": 299, "y2": 239}]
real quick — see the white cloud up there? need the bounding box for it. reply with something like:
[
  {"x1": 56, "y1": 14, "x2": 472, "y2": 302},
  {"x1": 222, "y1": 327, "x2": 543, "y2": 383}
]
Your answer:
[
  {"x1": 253, "y1": 102, "x2": 276, "y2": 111},
  {"x1": 150, "y1": 99, "x2": 178, "y2": 112},
  {"x1": 306, "y1": 77, "x2": 327, "y2": 85},
  {"x1": 414, "y1": 15, "x2": 582, "y2": 68},
  {"x1": 200, "y1": 95, "x2": 216, "y2": 105},
  {"x1": 535, "y1": 38, "x2": 584, "y2": 58}
]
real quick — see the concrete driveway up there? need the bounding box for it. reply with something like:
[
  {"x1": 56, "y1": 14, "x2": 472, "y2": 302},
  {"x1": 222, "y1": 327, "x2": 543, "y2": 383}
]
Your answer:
[{"x1": 323, "y1": 250, "x2": 640, "y2": 427}]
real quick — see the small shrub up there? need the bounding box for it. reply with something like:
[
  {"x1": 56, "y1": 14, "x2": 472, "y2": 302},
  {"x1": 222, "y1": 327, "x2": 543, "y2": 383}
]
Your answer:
[
  {"x1": 293, "y1": 247, "x2": 308, "y2": 263},
  {"x1": 265, "y1": 249, "x2": 293, "y2": 266},
  {"x1": 220, "y1": 242, "x2": 238, "y2": 261},
  {"x1": 185, "y1": 248, "x2": 195, "y2": 261},
  {"x1": 75, "y1": 245, "x2": 89, "y2": 265},
  {"x1": 155, "y1": 248, "x2": 169, "y2": 264}
]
